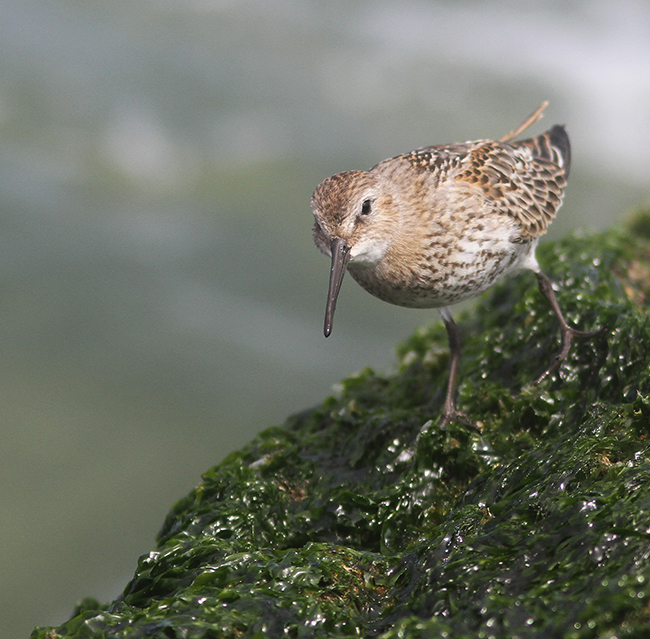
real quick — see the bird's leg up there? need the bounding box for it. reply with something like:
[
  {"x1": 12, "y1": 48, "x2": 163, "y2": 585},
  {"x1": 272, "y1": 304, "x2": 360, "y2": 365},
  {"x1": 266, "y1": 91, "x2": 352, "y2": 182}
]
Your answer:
[
  {"x1": 438, "y1": 308, "x2": 476, "y2": 429},
  {"x1": 534, "y1": 270, "x2": 602, "y2": 384}
]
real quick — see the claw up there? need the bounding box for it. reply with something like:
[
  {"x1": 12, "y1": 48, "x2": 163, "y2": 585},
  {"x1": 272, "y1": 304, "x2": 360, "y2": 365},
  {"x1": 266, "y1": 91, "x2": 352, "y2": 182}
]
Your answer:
[{"x1": 439, "y1": 408, "x2": 480, "y2": 432}]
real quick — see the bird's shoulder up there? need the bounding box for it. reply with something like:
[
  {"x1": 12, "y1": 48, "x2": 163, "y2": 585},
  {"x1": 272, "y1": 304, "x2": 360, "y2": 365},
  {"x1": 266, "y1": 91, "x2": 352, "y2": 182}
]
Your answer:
[{"x1": 374, "y1": 141, "x2": 476, "y2": 183}]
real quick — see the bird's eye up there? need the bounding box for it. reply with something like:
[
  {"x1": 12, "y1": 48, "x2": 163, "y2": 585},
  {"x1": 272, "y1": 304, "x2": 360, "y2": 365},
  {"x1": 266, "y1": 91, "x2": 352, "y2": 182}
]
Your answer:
[{"x1": 361, "y1": 199, "x2": 372, "y2": 215}]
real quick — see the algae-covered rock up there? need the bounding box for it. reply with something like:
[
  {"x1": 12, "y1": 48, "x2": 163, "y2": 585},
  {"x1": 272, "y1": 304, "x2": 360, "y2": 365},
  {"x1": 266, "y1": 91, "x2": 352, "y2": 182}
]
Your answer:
[{"x1": 33, "y1": 212, "x2": 650, "y2": 639}]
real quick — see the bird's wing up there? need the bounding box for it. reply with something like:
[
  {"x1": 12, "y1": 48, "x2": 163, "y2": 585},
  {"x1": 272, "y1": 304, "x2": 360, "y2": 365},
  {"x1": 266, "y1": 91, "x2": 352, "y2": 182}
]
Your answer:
[
  {"x1": 452, "y1": 126, "x2": 570, "y2": 241},
  {"x1": 378, "y1": 126, "x2": 570, "y2": 242}
]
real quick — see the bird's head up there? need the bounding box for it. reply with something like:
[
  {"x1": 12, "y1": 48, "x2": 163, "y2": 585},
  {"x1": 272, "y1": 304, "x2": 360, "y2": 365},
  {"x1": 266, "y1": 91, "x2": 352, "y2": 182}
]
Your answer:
[{"x1": 311, "y1": 169, "x2": 397, "y2": 336}]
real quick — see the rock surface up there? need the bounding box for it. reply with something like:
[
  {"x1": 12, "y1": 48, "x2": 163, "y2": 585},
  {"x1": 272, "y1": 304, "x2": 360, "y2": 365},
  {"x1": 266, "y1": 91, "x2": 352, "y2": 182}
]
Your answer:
[{"x1": 33, "y1": 211, "x2": 650, "y2": 638}]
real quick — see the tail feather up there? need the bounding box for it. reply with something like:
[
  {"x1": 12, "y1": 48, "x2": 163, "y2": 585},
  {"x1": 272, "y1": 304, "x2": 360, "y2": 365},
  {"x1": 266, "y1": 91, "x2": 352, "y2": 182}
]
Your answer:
[
  {"x1": 516, "y1": 124, "x2": 571, "y2": 178},
  {"x1": 548, "y1": 124, "x2": 571, "y2": 178}
]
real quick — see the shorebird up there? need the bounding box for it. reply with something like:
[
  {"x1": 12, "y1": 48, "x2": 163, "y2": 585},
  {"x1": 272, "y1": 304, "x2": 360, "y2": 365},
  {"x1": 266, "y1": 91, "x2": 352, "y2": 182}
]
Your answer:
[{"x1": 311, "y1": 103, "x2": 599, "y2": 427}]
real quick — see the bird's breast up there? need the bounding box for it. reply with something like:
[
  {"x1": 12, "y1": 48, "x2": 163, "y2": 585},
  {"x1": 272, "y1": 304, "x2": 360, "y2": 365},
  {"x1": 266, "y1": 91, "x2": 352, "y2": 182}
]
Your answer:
[{"x1": 347, "y1": 223, "x2": 536, "y2": 309}]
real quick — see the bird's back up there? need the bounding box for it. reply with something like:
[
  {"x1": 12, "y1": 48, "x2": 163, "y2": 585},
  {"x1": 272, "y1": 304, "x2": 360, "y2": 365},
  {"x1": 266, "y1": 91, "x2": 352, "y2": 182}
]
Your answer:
[{"x1": 377, "y1": 125, "x2": 571, "y2": 243}]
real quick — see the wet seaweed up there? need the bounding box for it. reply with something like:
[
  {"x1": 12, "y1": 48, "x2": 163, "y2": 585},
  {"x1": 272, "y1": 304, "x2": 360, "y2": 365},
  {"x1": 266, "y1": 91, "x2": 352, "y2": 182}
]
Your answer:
[{"x1": 32, "y1": 210, "x2": 650, "y2": 638}]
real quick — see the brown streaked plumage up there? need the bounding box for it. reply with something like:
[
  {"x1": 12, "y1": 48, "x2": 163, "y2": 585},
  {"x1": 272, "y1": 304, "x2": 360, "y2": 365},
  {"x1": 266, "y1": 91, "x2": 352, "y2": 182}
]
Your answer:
[{"x1": 311, "y1": 104, "x2": 600, "y2": 427}]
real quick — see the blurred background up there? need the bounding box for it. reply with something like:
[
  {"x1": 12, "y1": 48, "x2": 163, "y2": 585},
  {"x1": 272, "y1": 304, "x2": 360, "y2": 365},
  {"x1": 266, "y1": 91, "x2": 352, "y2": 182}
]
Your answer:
[{"x1": 1, "y1": 0, "x2": 648, "y2": 636}]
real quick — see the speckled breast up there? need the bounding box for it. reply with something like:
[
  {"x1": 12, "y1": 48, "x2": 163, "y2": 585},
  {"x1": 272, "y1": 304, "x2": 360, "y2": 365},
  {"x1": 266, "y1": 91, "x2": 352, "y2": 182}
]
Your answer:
[{"x1": 348, "y1": 239, "x2": 536, "y2": 309}]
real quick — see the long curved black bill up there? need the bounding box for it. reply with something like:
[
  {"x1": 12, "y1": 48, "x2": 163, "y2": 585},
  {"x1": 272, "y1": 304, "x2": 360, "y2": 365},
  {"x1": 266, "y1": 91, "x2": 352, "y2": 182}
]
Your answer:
[{"x1": 324, "y1": 238, "x2": 351, "y2": 337}]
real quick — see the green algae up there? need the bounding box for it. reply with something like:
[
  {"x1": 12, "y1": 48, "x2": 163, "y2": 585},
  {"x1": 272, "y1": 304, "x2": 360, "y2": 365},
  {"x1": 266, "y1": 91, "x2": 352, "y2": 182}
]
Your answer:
[{"x1": 32, "y1": 211, "x2": 650, "y2": 638}]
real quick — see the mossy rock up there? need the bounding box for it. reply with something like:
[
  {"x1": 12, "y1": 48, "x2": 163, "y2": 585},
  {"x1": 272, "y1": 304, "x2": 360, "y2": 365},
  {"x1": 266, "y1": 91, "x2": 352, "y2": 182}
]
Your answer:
[{"x1": 33, "y1": 209, "x2": 650, "y2": 639}]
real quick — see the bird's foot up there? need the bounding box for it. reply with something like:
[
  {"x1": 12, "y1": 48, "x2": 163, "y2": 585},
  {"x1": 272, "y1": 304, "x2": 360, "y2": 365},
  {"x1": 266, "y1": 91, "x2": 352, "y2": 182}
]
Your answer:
[
  {"x1": 438, "y1": 408, "x2": 481, "y2": 432},
  {"x1": 534, "y1": 323, "x2": 605, "y2": 385}
]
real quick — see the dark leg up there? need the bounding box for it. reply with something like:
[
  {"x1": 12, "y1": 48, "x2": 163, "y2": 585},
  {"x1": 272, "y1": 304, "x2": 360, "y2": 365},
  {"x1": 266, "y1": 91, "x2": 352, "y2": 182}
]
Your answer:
[
  {"x1": 534, "y1": 270, "x2": 602, "y2": 384},
  {"x1": 439, "y1": 308, "x2": 476, "y2": 429}
]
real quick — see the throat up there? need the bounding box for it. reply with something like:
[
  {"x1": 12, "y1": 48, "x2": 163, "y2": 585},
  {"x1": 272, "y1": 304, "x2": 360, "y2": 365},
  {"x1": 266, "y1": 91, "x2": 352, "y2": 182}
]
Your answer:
[{"x1": 349, "y1": 240, "x2": 388, "y2": 267}]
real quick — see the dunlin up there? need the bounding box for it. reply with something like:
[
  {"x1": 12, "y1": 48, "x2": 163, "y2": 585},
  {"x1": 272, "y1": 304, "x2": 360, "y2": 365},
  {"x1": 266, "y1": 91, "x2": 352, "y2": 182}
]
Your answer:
[{"x1": 312, "y1": 103, "x2": 599, "y2": 427}]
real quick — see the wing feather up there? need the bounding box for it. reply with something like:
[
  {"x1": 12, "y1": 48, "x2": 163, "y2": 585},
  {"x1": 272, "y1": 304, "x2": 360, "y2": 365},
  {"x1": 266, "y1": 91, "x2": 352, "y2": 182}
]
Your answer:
[{"x1": 453, "y1": 125, "x2": 570, "y2": 240}]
